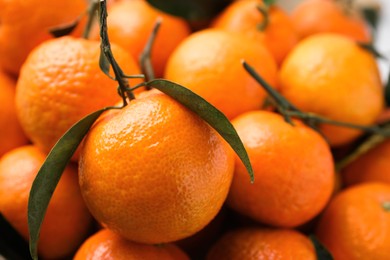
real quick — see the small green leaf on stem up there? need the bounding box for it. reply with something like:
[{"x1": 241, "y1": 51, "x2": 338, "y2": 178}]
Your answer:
[
  {"x1": 49, "y1": 17, "x2": 81, "y2": 38},
  {"x1": 309, "y1": 235, "x2": 334, "y2": 260},
  {"x1": 28, "y1": 107, "x2": 117, "y2": 260},
  {"x1": 147, "y1": 79, "x2": 254, "y2": 183}
]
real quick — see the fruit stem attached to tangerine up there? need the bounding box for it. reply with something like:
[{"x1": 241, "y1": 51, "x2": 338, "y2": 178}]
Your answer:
[{"x1": 98, "y1": 0, "x2": 145, "y2": 105}]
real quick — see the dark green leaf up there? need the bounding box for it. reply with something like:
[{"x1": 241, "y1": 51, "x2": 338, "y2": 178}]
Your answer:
[
  {"x1": 385, "y1": 70, "x2": 390, "y2": 107},
  {"x1": 99, "y1": 51, "x2": 113, "y2": 79},
  {"x1": 48, "y1": 18, "x2": 81, "y2": 38},
  {"x1": 358, "y1": 42, "x2": 387, "y2": 60},
  {"x1": 147, "y1": 79, "x2": 254, "y2": 182},
  {"x1": 362, "y1": 7, "x2": 379, "y2": 30},
  {"x1": 310, "y1": 235, "x2": 334, "y2": 260},
  {"x1": 146, "y1": 0, "x2": 232, "y2": 21},
  {"x1": 263, "y1": 0, "x2": 276, "y2": 7},
  {"x1": 28, "y1": 107, "x2": 117, "y2": 260}
]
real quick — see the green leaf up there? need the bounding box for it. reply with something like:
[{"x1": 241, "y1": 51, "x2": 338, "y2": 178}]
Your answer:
[
  {"x1": 362, "y1": 7, "x2": 380, "y2": 30},
  {"x1": 147, "y1": 79, "x2": 254, "y2": 182},
  {"x1": 263, "y1": 0, "x2": 276, "y2": 8},
  {"x1": 146, "y1": 0, "x2": 232, "y2": 21},
  {"x1": 358, "y1": 42, "x2": 387, "y2": 60},
  {"x1": 309, "y1": 235, "x2": 334, "y2": 260},
  {"x1": 28, "y1": 107, "x2": 117, "y2": 260},
  {"x1": 385, "y1": 70, "x2": 390, "y2": 107},
  {"x1": 48, "y1": 17, "x2": 81, "y2": 38},
  {"x1": 99, "y1": 51, "x2": 113, "y2": 79}
]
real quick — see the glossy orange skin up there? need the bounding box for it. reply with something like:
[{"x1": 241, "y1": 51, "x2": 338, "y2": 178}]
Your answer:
[
  {"x1": 212, "y1": 0, "x2": 299, "y2": 66},
  {"x1": 0, "y1": 0, "x2": 87, "y2": 76},
  {"x1": 79, "y1": 91, "x2": 235, "y2": 244},
  {"x1": 279, "y1": 33, "x2": 383, "y2": 147},
  {"x1": 165, "y1": 29, "x2": 278, "y2": 120},
  {"x1": 342, "y1": 139, "x2": 390, "y2": 186},
  {"x1": 0, "y1": 71, "x2": 29, "y2": 157},
  {"x1": 229, "y1": 110, "x2": 334, "y2": 227},
  {"x1": 0, "y1": 145, "x2": 92, "y2": 259},
  {"x1": 15, "y1": 36, "x2": 142, "y2": 160},
  {"x1": 74, "y1": 229, "x2": 189, "y2": 260},
  {"x1": 100, "y1": 0, "x2": 191, "y2": 78},
  {"x1": 291, "y1": 0, "x2": 371, "y2": 42},
  {"x1": 316, "y1": 183, "x2": 390, "y2": 260},
  {"x1": 207, "y1": 228, "x2": 316, "y2": 260}
]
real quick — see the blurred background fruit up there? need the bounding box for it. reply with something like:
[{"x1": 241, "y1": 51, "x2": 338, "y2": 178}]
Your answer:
[
  {"x1": 165, "y1": 28, "x2": 278, "y2": 120},
  {"x1": 0, "y1": 0, "x2": 87, "y2": 76},
  {"x1": 0, "y1": 145, "x2": 92, "y2": 259}
]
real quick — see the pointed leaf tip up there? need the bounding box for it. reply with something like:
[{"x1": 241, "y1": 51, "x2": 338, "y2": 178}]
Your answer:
[{"x1": 310, "y1": 235, "x2": 333, "y2": 260}]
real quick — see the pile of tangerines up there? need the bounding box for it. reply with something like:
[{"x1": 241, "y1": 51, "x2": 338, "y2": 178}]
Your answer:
[{"x1": 1, "y1": 0, "x2": 389, "y2": 259}]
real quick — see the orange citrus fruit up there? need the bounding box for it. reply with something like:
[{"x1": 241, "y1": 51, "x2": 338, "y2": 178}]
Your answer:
[
  {"x1": 212, "y1": 0, "x2": 299, "y2": 65},
  {"x1": 207, "y1": 227, "x2": 316, "y2": 259},
  {"x1": 79, "y1": 90, "x2": 235, "y2": 244},
  {"x1": 0, "y1": 145, "x2": 92, "y2": 259},
  {"x1": 342, "y1": 139, "x2": 390, "y2": 186},
  {"x1": 291, "y1": 0, "x2": 371, "y2": 42},
  {"x1": 0, "y1": 0, "x2": 87, "y2": 76},
  {"x1": 74, "y1": 229, "x2": 189, "y2": 260},
  {"x1": 15, "y1": 36, "x2": 142, "y2": 160},
  {"x1": 0, "y1": 70, "x2": 29, "y2": 157},
  {"x1": 279, "y1": 33, "x2": 384, "y2": 147},
  {"x1": 99, "y1": 0, "x2": 191, "y2": 78},
  {"x1": 165, "y1": 28, "x2": 278, "y2": 120},
  {"x1": 229, "y1": 110, "x2": 334, "y2": 227},
  {"x1": 316, "y1": 182, "x2": 390, "y2": 260}
]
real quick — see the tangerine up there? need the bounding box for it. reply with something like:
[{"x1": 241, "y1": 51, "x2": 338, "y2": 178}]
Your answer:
[
  {"x1": 291, "y1": 0, "x2": 371, "y2": 42},
  {"x1": 212, "y1": 0, "x2": 299, "y2": 65},
  {"x1": 0, "y1": 145, "x2": 92, "y2": 259},
  {"x1": 15, "y1": 36, "x2": 142, "y2": 160},
  {"x1": 316, "y1": 182, "x2": 390, "y2": 260},
  {"x1": 79, "y1": 90, "x2": 235, "y2": 244},
  {"x1": 165, "y1": 28, "x2": 278, "y2": 120},
  {"x1": 229, "y1": 110, "x2": 334, "y2": 227},
  {"x1": 207, "y1": 227, "x2": 316, "y2": 259},
  {"x1": 279, "y1": 33, "x2": 383, "y2": 147},
  {"x1": 0, "y1": 0, "x2": 87, "y2": 75},
  {"x1": 74, "y1": 229, "x2": 189, "y2": 260}
]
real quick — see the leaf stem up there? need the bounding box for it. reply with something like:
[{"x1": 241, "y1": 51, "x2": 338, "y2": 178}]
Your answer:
[
  {"x1": 242, "y1": 60, "x2": 390, "y2": 137},
  {"x1": 98, "y1": 0, "x2": 136, "y2": 105},
  {"x1": 139, "y1": 18, "x2": 162, "y2": 82},
  {"x1": 83, "y1": 0, "x2": 99, "y2": 39},
  {"x1": 256, "y1": 5, "x2": 270, "y2": 31}
]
